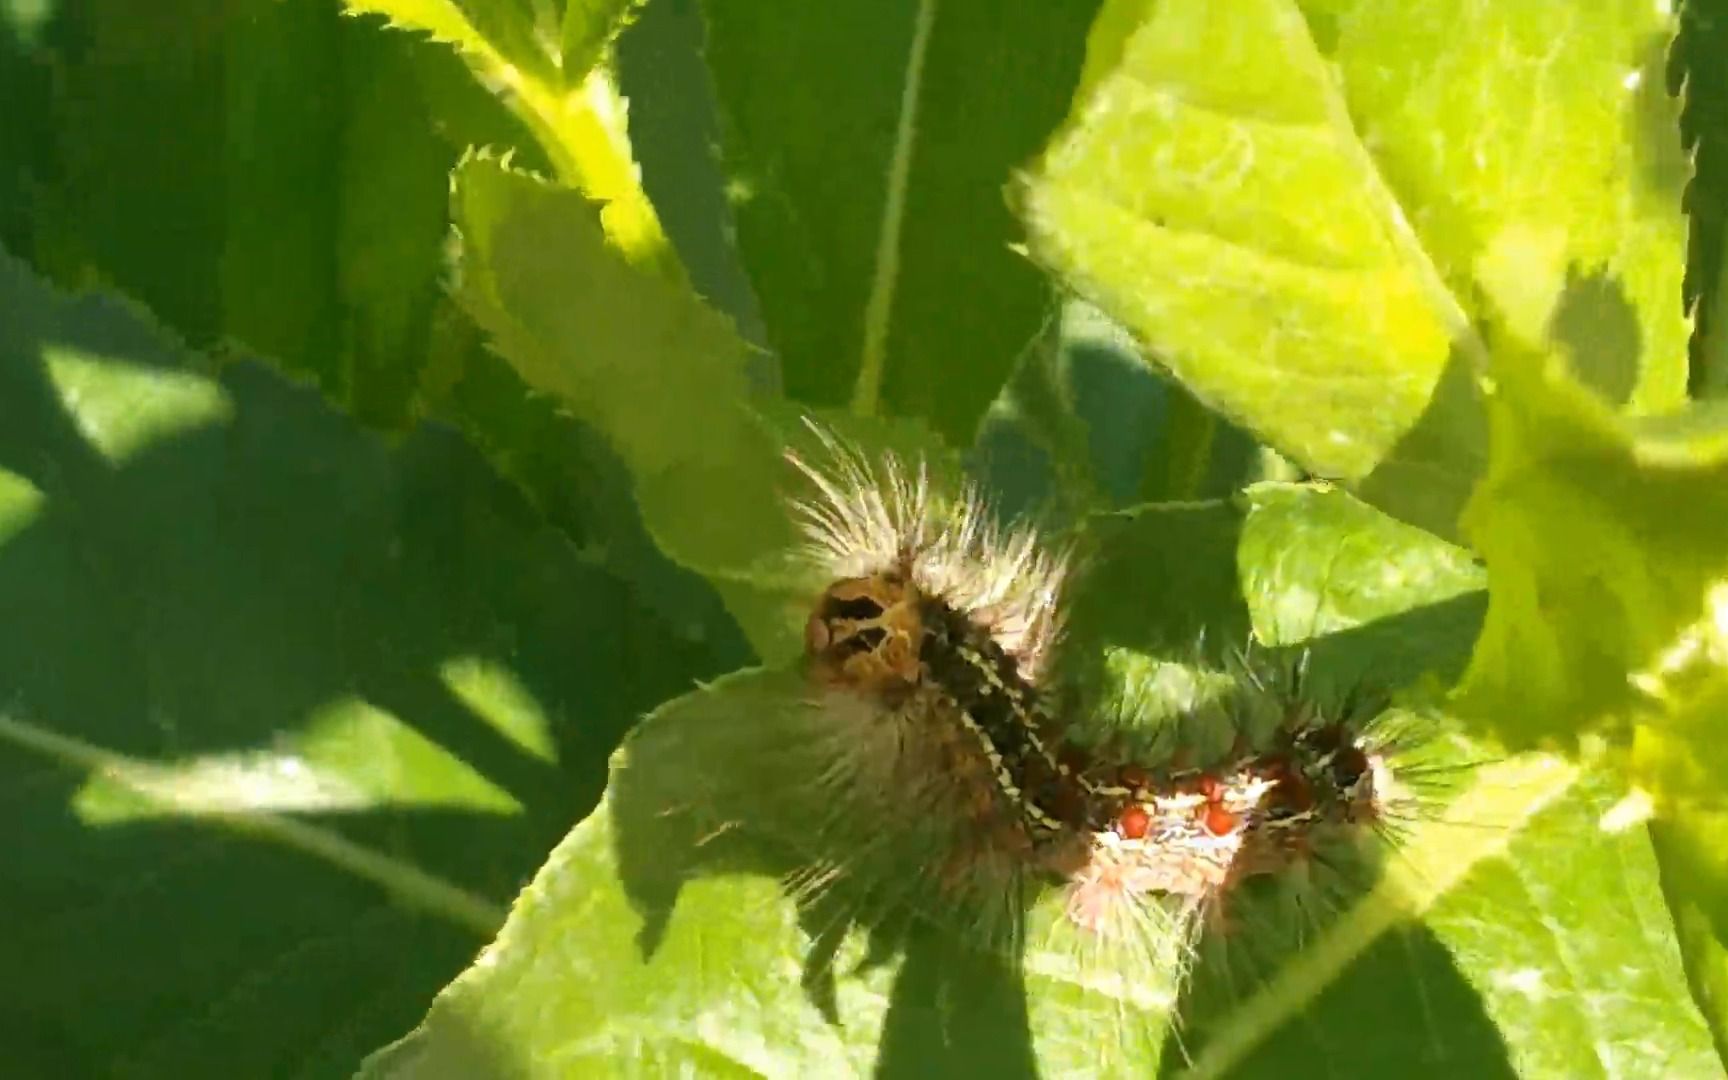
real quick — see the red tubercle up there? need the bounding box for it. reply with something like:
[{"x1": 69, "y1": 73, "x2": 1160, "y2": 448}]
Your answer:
[
  {"x1": 1203, "y1": 801, "x2": 1239, "y2": 837},
  {"x1": 1116, "y1": 803, "x2": 1151, "y2": 840},
  {"x1": 1193, "y1": 771, "x2": 1241, "y2": 836}
]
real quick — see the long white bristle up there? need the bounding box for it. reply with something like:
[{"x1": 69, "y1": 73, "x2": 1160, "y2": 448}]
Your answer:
[{"x1": 784, "y1": 420, "x2": 1071, "y2": 680}]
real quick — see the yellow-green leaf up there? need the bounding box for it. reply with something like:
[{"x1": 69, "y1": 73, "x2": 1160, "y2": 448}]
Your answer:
[{"x1": 1021, "y1": 0, "x2": 1689, "y2": 540}]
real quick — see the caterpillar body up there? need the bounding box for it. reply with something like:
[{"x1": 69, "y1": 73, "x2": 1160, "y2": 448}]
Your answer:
[{"x1": 783, "y1": 425, "x2": 1430, "y2": 975}]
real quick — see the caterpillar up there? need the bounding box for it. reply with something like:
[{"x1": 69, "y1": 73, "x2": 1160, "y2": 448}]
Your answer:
[
  {"x1": 782, "y1": 423, "x2": 1083, "y2": 951},
  {"x1": 782, "y1": 424, "x2": 1448, "y2": 990}
]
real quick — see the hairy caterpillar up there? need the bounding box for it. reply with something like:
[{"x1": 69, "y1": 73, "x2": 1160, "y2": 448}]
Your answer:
[
  {"x1": 781, "y1": 423, "x2": 1453, "y2": 999},
  {"x1": 782, "y1": 423, "x2": 1083, "y2": 951}
]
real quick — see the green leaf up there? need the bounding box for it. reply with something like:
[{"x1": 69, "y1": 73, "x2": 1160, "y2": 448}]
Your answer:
[
  {"x1": 1066, "y1": 499, "x2": 1253, "y2": 667},
  {"x1": 973, "y1": 299, "x2": 1142, "y2": 518},
  {"x1": 0, "y1": 0, "x2": 55, "y2": 259},
  {"x1": 7, "y1": 0, "x2": 740, "y2": 660},
  {"x1": 1186, "y1": 760, "x2": 1716, "y2": 1078},
  {"x1": 0, "y1": 248, "x2": 719, "y2": 1077},
  {"x1": 366, "y1": 483, "x2": 1713, "y2": 1076},
  {"x1": 344, "y1": 0, "x2": 676, "y2": 271},
  {"x1": 1066, "y1": 481, "x2": 1483, "y2": 687},
  {"x1": 1701, "y1": 213, "x2": 1728, "y2": 396},
  {"x1": 359, "y1": 667, "x2": 1180, "y2": 1079},
  {"x1": 699, "y1": 0, "x2": 1101, "y2": 444},
  {"x1": 1660, "y1": 827, "x2": 1728, "y2": 1064},
  {"x1": 1453, "y1": 353, "x2": 1728, "y2": 1056},
  {"x1": 1643, "y1": 693, "x2": 1728, "y2": 1061},
  {"x1": 45, "y1": 0, "x2": 237, "y2": 343},
  {"x1": 1020, "y1": 0, "x2": 1690, "y2": 540},
  {"x1": 338, "y1": 0, "x2": 567, "y2": 94},
  {"x1": 449, "y1": 155, "x2": 958, "y2": 660},
  {"x1": 331, "y1": 24, "x2": 473, "y2": 428},
  {"x1": 12, "y1": 0, "x2": 543, "y2": 429},
  {"x1": 358, "y1": 667, "x2": 899, "y2": 1079},
  {"x1": 449, "y1": 155, "x2": 806, "y2": 656},
  {"x1": 1456, "y1": 367, "x2": 1728, "y2": 743},
  {"x1": 973, "y1": 298, "x2": 1262, "y2": 520},
  {"x1": 219, "y1": 0, "x2": 343, "y2": 378},
  {"x1": 563, "y1": 0, "x2": 642, "y2": 76},
  {"x1": 1674, "y1": 0, "x2": 1728, "y2": 395},
  {"x1": 1237, "y1": 482, "x2": 1486, "y2": 685},
  {"x1": 341, "y1": 0, "x2": 504, "y2": 61}
]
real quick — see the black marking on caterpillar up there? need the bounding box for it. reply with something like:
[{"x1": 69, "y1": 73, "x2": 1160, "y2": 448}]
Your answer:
[
  {"x1": 806, "y1": 570, "x2": 1079, "y2": 836},
  {"x1": 783, "y1": 425, "x2": 1449, "y2": 971},
  {"x1": 1050, "y1": 645, "x2": 1450, "y2": 975},
  {"x1": 789, "y1": 423, "x2": 1081, "y2": 844}
]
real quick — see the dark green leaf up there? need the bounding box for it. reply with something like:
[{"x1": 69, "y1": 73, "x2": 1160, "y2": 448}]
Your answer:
[
  {"x1": 700, "y1": 0, "x2": 1100, "y2": 444},
  {"x1": 0, "y1": 248, "x2": 722, "y2": 1078},
  {"x1": 1674, "y1": 0, "x2": 1728, "y2": 395}
]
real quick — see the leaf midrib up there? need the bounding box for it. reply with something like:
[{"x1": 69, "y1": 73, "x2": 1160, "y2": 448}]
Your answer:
[
  {"x1": 850, "y1": 0, "x2": 940, "y2": 419},
  {"x1": 0, "y1": 712, "x2": 506, "y2": 936},
  {"x1": 1175, "y1": 753, "x2": 1581, "y2": 1080}
]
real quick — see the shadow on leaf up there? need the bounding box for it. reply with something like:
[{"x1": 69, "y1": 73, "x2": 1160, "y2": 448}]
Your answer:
[
  {"x1": 610, "y1": 666, "x2": 1042, "y2": 1077},
  {"x1": 0, "y1": 249, "x2": 741, "y2": 1077}
]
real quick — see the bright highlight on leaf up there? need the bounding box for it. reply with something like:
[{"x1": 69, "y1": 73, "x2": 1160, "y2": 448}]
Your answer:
[
  {"x1": 71, "y1": 752, "x2": 374, "y2": 823},
  {"x1": 439, "y1": 656, "x2": 559, "y2": 765},
  {"x1": 44, "y1": 349, "x2": 234, "y2": 464},
  {"x1": 0, "y1": 469, "x2": 44, "y2": 547},
  {"x1": 0, "y1": 712, "x2": 506, "y2": 937},
  {"x1": 1020, "y1": 0, "x2": 1690, "y2": 541},
  {"x1": 343, "y1": 0, "x2": 674, "y2": 271}
]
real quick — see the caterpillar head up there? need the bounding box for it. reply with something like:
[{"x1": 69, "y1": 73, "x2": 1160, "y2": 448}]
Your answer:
[{"x1": 804, "y1": 571, "x2": 926, "y2": 698}]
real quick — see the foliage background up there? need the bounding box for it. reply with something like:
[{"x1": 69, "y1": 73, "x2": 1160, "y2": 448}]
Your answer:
[{"x1": 1, "y1": 0, "x2": 1727, "y2": 1076}]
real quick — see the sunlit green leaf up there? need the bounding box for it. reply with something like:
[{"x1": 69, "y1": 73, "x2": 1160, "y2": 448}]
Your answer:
[
  {"x1": 1643, "y1": 693, "x2": 1728, "y2": 1061},
  {"x1": 449, "y1": 155, "x2": 803, "y2": 655},
  {"x1": 344, "y1": 0, "x2": 674, "y2": 270},
  {"x1": 450, "y1": 155, "x2": 966, "y2": 660},
  {"x1": 1237, "y1": 482, "x2": 1484, "y2": 671},
  {"x1": 1454, "y1": 348, "x2": 1728, "y2": 1057},
  {"x1": 364, "y1": 482, "x2": 1713, "y2": 1077},
  {"x1": 1456, "y1": 368, "x2": 1728, "y2": 743},
  {"x1": 563, "y1": 0, "x2": 641, "y2": 76},
  {"x1": 1021, "y1": 0, "x2": 1689, "y2": 539}
]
